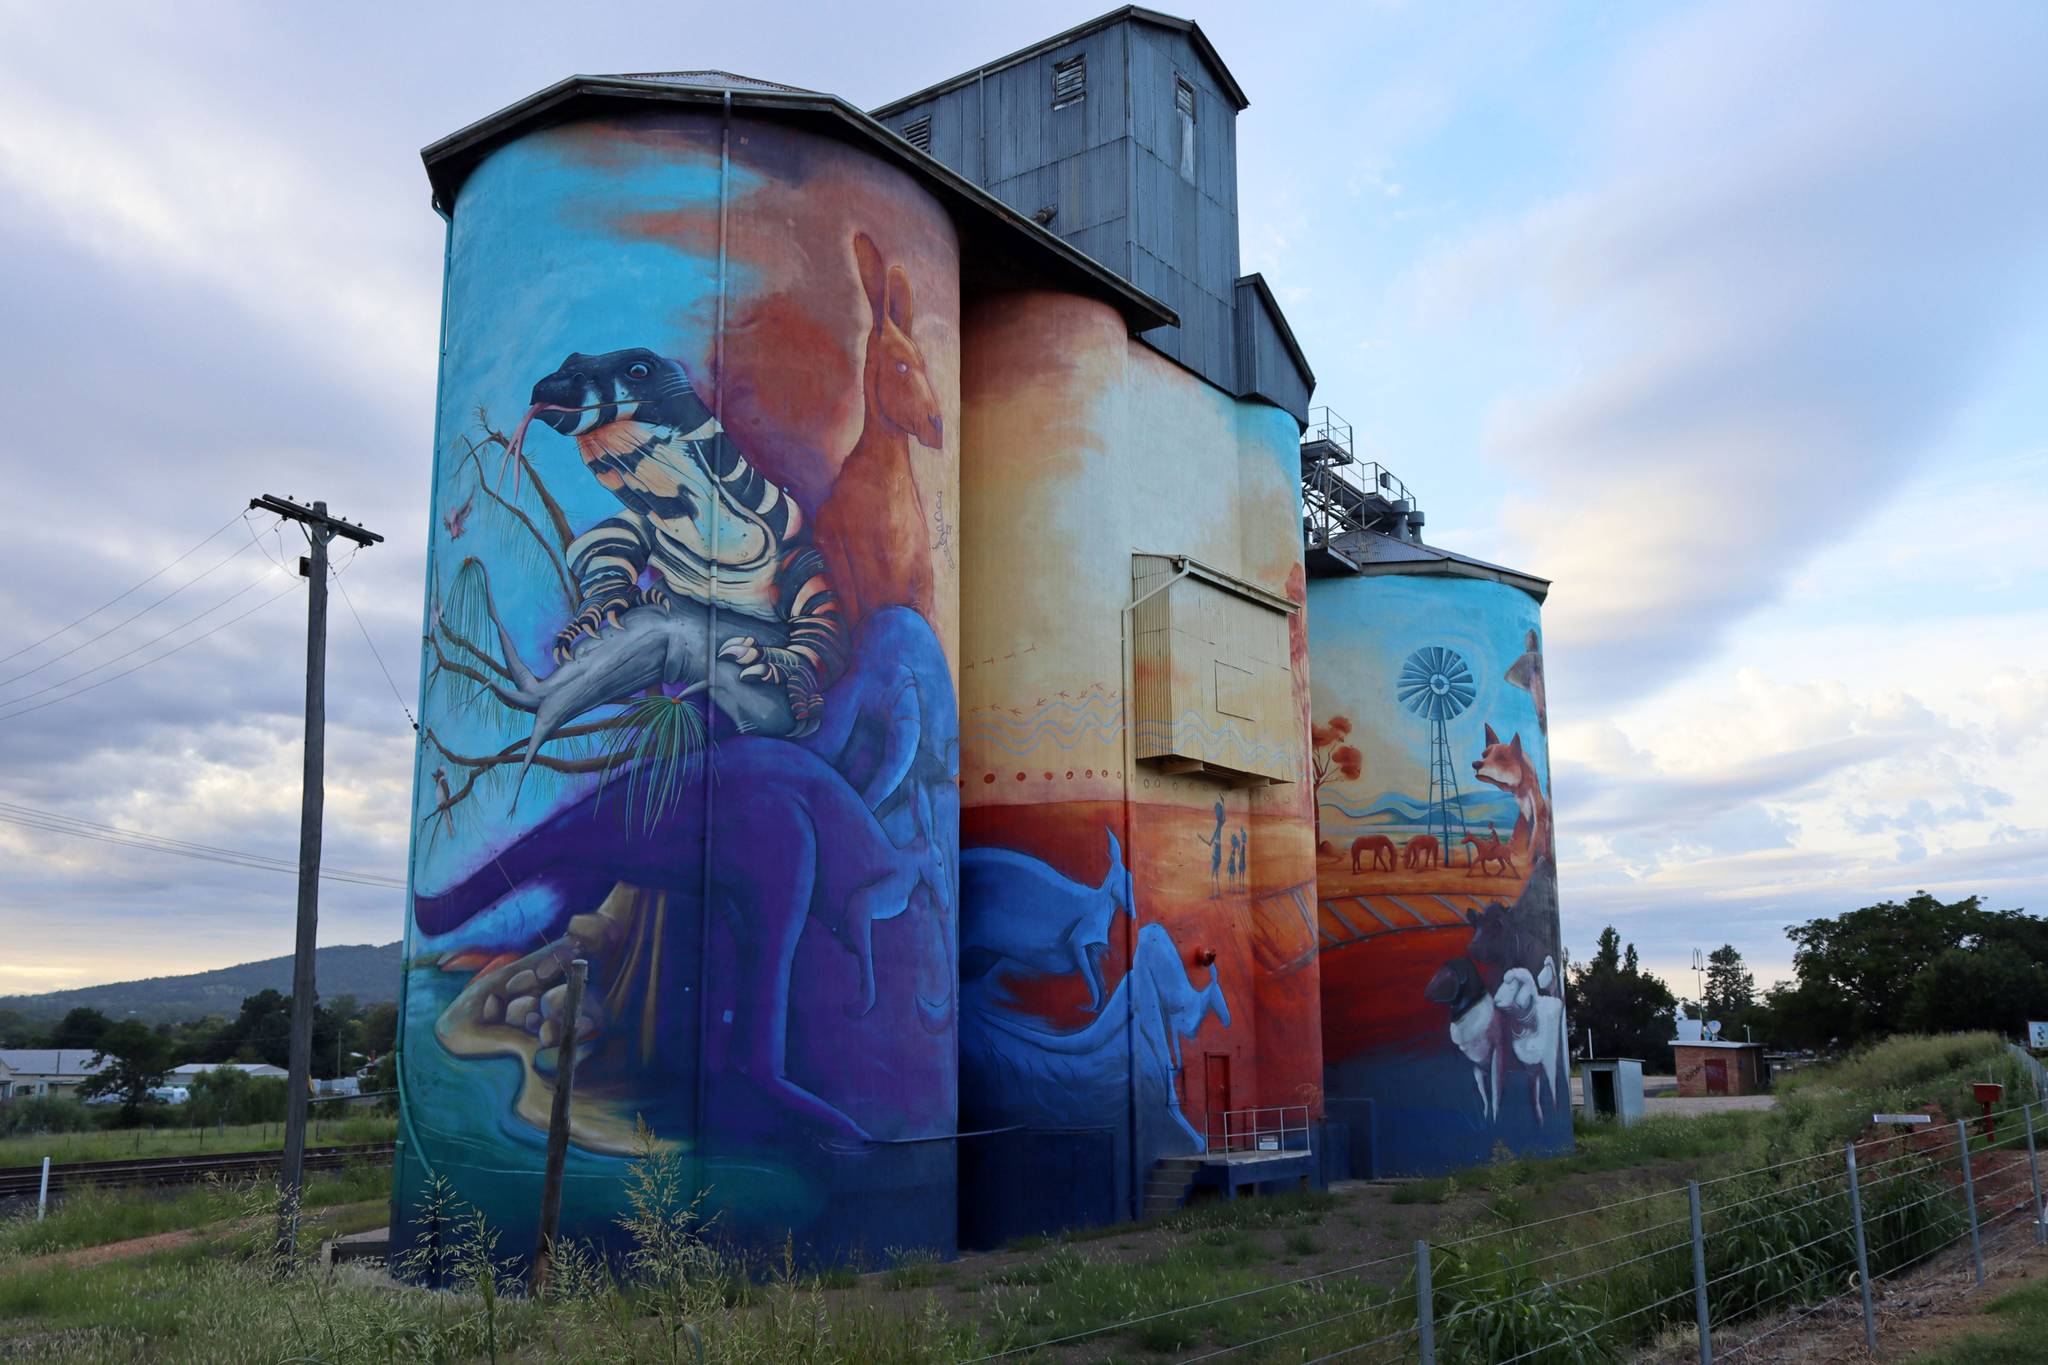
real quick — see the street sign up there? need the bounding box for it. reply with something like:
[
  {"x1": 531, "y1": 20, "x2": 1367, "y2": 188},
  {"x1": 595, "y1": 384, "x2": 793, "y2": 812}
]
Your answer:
[
  {"x1": 2027, "y1": 1020, "x2": 2048, "y2": 1050},
  {"x1": 1873, "y1": 1113, "x2": 1933, "y2": 1126}
]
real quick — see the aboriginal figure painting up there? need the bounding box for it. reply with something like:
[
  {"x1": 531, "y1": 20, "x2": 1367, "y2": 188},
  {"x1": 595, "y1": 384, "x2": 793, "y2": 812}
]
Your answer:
[
  {"x1": 395, "y1": 114, "x2": 961, "y2": 1267},
  {"x1": 1306, "y1": 575, "x2": 1568, "y2": 1175}
]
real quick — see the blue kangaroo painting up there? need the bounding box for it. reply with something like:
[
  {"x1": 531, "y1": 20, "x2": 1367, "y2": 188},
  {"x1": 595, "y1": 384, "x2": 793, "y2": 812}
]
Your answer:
[{"x1": 396, "y1": 115, "x2": 963, "y2": 1267}]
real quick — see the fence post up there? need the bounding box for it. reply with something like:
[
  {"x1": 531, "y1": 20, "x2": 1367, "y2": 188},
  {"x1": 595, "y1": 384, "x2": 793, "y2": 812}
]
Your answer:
[
  {"x1": 1956, "y1": 1120, "x2": 1985, "y2": 1287},
  {"x1": 37, "y1": 1157, "x2": 50, "y2": 1222},
  {"x1": 1690, "y1": 1180, "x2": 1713, "y2": 1365},
  {"x1": 1415, "y1": 1239, "x2": 1435, "y2": 1365},
  {"x1": 2025, "y1": 1103, "x2": 2045, "y2": 1246},
  {"x1": 1845, "y1": 1142, "x2": 1878, "y2": 1354}
]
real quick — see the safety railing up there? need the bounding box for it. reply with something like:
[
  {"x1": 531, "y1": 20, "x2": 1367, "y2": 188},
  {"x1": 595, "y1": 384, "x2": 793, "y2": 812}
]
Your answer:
[{"x1": 1208, "y1": 1104, "x2": 1313, "y2": 1155}]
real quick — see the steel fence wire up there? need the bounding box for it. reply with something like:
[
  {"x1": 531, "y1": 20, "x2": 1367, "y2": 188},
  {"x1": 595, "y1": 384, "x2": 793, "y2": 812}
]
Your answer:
[
  {"x1": 1425, "y1": 1214, "x2": 1693, "y2": 1296},
  {"x1": 1695, "y1": 1146, "x2": 1846, "y2": 1189},
  {"x1": 957, "y1": 1100, "x2": 2047, "y2": 1363},
  {"x1": 1430, "y1": 1180, "x2": 1690, "y2": 1249},
  {"x1": 1476, "y1": 1286, "x2": 1700, "y2": 1365},
  {"x1": 1291, "y1": 1323, "x2": 1423, "y2": 1365},
  {"x1": 1179, "y1": 1300, "x2": 1417, "y2": 1363}
]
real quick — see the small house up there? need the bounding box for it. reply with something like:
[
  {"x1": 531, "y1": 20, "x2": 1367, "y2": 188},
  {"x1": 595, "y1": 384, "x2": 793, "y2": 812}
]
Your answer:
[
  {"x1": 1672, "y1": 1040, "x2": 1766, "y2": 1097},
  {"x1": 0, "y1": 1049, "x2": 109, "y2": 1099}
]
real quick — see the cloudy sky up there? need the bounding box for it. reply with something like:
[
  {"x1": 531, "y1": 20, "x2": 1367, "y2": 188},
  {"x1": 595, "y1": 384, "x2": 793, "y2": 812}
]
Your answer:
[{"x1": 1, "y1": 0, "x2": 2042, "y2": 996}]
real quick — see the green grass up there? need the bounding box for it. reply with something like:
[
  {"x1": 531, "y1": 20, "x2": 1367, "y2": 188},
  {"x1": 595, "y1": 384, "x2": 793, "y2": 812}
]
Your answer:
[
  {"x1": 1909, "y1": 1275, "x2": 2048, "y2": 1364},
  {"x1": 0, "y1": 1114, "x2": 395, "y2": 1166},
  {"x1": 1391, "y1": 1175, "x2": 1459, "y2": 1204},
  {"x1": 0, "y1": 1161, "x2": 390, "y2": 1258}
]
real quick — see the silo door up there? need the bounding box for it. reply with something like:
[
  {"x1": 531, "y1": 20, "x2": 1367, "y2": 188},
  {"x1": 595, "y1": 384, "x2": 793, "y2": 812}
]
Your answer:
[
  {"x1": 1204, "y1": 1053, "x2": 1232, "y2": 1148},
  {"x1": 1704, "y1": 1057, "x2": 1728, "y2": 1095}
]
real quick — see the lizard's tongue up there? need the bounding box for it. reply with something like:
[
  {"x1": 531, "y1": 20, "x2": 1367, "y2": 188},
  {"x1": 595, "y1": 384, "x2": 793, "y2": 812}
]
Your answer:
[{"x1": 501, "y1": 403, "x2": 545, "y2": 498}]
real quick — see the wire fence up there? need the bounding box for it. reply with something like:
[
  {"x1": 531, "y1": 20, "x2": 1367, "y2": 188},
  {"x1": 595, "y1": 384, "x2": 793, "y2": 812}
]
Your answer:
[{"x1": 972, "y1": 1098, "x2": 2048, "y2": 1363}]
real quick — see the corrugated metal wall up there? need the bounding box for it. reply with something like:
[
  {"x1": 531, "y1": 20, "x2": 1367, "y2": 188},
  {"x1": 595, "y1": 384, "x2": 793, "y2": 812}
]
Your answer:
[{"x1": 878, "y1": 21, "x2": 1254, "y2": 401}]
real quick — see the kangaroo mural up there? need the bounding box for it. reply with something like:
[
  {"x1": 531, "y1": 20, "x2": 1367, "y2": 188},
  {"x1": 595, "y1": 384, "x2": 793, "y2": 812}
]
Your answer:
[
  {"x1": 964, "y1": 921, "x2": 1230, "y2": 1151},
  {"x1": 813, "y1": 233, "x2": 943, "y2": 623},
  {"x1": 959, "y1": 828, "x2": 1133, "y2": 1013}
]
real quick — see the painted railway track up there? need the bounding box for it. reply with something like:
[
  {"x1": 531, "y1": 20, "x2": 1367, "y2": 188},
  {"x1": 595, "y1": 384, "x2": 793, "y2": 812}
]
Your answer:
[{"x1": 0, "y1": 1143, "x2": 393, "y2": 1199}]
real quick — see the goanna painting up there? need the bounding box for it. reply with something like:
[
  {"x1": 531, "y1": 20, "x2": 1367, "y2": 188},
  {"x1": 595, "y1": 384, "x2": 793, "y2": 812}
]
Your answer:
[
  {"x1": 395, "y1": 114, "x2": 961, "y2": 1266},
  {"x1": 1306, "y1": 575, "x2": 1568, "y2": 1174}
]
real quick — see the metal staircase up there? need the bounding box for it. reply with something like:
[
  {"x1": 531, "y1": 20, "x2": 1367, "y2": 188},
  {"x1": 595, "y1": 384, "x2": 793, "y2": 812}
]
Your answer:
[{"x1": 1300, "y1": 407, "x2": 1423, "y2": 575}]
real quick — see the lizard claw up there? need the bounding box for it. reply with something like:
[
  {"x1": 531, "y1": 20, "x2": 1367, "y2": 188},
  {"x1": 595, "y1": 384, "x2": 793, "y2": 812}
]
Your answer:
[{"x1": 719, "y1": 635, "x2": 763, "y2": 667}]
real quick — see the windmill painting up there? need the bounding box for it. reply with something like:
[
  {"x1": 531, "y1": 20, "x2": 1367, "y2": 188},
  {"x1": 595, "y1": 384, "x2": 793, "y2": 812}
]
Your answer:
[{"x1": 1397, "y1": 645, "x2": 1475, "y2": 861}]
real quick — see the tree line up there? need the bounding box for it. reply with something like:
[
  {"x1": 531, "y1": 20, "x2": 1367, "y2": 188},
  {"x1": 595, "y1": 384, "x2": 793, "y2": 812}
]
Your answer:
[
  {"x1": 1566, "y1": 892, "x2": 2046, "y2": 1069},
  {"x1": 0, "y1": 991, "x2": 398, "y2": 1126}
]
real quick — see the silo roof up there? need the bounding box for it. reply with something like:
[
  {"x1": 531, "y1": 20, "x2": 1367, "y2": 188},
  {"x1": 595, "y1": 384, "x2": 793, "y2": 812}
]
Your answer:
[
  {"x1": 1326, "y1": 530, "x2": 1552, "y2": 603},
  {"x1": 420, "y1": 75, "x2": 1178, "y2": 336},
  {"x1": 871, "y1": 6, "x2": 1249, "y2": 118}
]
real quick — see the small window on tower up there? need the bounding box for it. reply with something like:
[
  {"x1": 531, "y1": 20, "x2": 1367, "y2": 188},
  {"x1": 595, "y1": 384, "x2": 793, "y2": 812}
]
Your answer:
[
  {"x1": 1175, "y1": 77, "x2": 1197, "y2": 180},
  {"x1": 901, "y1": 115, "x2": 932, "y2": 153},
  {"x1": 1052, "y1": 53, "x2": 1087, "y2": 109}
]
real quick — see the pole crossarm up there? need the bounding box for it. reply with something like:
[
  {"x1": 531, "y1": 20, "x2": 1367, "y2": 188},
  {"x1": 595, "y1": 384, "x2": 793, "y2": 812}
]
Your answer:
[{"x1": 250, "y1": 494, "x2": 385, "y2": 547}]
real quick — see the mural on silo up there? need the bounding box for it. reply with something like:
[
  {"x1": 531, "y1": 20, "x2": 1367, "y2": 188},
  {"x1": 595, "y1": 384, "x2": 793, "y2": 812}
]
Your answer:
[
  {"x1": 954, "y1": 293, "x2": 1320, "y2": 1236},
  {"x1": 398, "y1": 115, "x2": 960, "y2": 1265},
  {"x1": 1307, "y1": 576, "x2": 1568, "y2": 1175}
]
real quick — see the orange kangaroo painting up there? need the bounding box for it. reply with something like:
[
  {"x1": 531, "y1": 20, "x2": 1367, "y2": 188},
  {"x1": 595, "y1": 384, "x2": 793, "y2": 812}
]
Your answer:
[
  {"x1": 1350, "y1": 835, "x2": 1397, "y2": 873},
  {"x1": 813, "y1": 233, "x2": 943, "y2": 624}
]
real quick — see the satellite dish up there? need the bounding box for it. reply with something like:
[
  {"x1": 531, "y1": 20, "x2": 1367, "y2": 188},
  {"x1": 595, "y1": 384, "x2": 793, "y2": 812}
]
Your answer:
[{"x1": 1706, "y1": 1020, "x2": 1723, "y2": 1040}]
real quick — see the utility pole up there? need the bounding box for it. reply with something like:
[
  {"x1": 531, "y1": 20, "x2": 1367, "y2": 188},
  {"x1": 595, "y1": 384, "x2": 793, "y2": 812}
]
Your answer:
[{"x1": 252, "y1": 494, "x2": 381, "y2": 1266}]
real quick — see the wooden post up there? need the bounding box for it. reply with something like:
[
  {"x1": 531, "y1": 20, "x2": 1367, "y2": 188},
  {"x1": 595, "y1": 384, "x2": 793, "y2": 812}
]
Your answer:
[
  {"x1": 251, "y1": 493, "x2": 380, "y2": 1268},
  {"x1": 530, "y1": 958, "x2": 589, "y2": 1297}
]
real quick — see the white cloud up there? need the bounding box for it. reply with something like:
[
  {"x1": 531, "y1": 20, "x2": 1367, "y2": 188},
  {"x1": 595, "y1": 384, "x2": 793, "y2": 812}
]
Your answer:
[{"x1": 1402, "y1": 1, "x2": 2048, "y2": 696}]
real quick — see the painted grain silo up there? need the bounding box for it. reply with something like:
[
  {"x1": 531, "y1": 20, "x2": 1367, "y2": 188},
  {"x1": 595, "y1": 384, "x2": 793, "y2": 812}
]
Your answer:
[
  {"x1": 392, "y1": 5, "x2": 1552, "y2": 1268},
  {"x1": 875, "y1": 9, "x2": 1325, "y2": 1245},
  {"x1": 394, "y1": 76, "x2": 970, "y2": 1267},
  {"x1": 1301, "y1": 422, "x2": 1569, "y2": 1177}
]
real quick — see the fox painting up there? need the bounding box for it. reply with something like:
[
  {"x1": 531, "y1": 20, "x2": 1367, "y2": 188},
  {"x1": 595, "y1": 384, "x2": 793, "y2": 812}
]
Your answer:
[{"x1": 1471, "y1": 724, "x2": 1551, "y2": 865}]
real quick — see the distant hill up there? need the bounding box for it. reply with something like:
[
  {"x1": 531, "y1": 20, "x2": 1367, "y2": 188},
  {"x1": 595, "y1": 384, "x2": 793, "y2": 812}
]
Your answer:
[{"x1": 0, "y1": 942, "x2": 402, "y2": 1024}]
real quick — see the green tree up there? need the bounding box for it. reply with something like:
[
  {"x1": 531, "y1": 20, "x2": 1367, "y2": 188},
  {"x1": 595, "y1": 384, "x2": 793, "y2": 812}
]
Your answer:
[
  {"x1": 50, "y1": 1006, "x2": 112, "y2": 1050},
  {"x1": 1703, "y1": 944, "x2": 1755, "y2": 1018},
  {"x1": 0, "y1": 1009, "x2": 35, "y2": 1048},
  {"x1": 78, "y1": 1021, "x2": 173, "y2": 1124},
  {"x1": 356, "y1": 1001, "x2": 399, "y2": 1061},
  {"x1": 1565, "y1": 927, "x2": 1679, "y2": 1070},
  {"x1": 1780, "y1": 892, "x2": 2037, "y2": 1047},
  {"x1": 186, "y1": 1067, "x2": 288, "y2": 1127},
  {"x1": 1904, "y1": 948, "x2": 2048, "y2": 1036}
]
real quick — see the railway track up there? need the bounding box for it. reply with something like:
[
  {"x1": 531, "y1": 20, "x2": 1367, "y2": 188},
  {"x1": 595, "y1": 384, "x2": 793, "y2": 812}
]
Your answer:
[{"x1": 0, "y1": 1143, "x2": 393, "y2": 1199}]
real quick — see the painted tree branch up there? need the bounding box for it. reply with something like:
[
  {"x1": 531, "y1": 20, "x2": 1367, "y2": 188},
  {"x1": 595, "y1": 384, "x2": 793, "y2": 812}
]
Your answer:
[
  {"x1": 474, "y1": 411, "x2": 575, "y2": 549},
  {"x1": 454, "y1": 439, "x2": 576, "y2": 608}
]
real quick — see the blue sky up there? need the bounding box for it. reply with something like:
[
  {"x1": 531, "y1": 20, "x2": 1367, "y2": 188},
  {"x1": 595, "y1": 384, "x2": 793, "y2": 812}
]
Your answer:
[{"x1": 0, "y1": 0, "x2": 2042, "y2": 996}]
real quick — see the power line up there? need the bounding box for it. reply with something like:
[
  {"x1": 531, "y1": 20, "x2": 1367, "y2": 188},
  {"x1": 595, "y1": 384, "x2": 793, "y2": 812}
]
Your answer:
[
  {"x1": 0, "y1": 578, "x2": 305, "y2": 724},
  {"x1": 0, "y1": 799, "x2": 406, "y2": 890},
  {"x1": 0, "y1": 560, "x2": 297, "y2": 711},
  {"x1": 332, "y1": 568, "x2": 418, "y2": 732},
  {"x1": 0, "y1": 526, "x2": 268, "y2": 688},
  {"x1": 0, "y1": 512, "x2": 244, "y2": 669}
]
